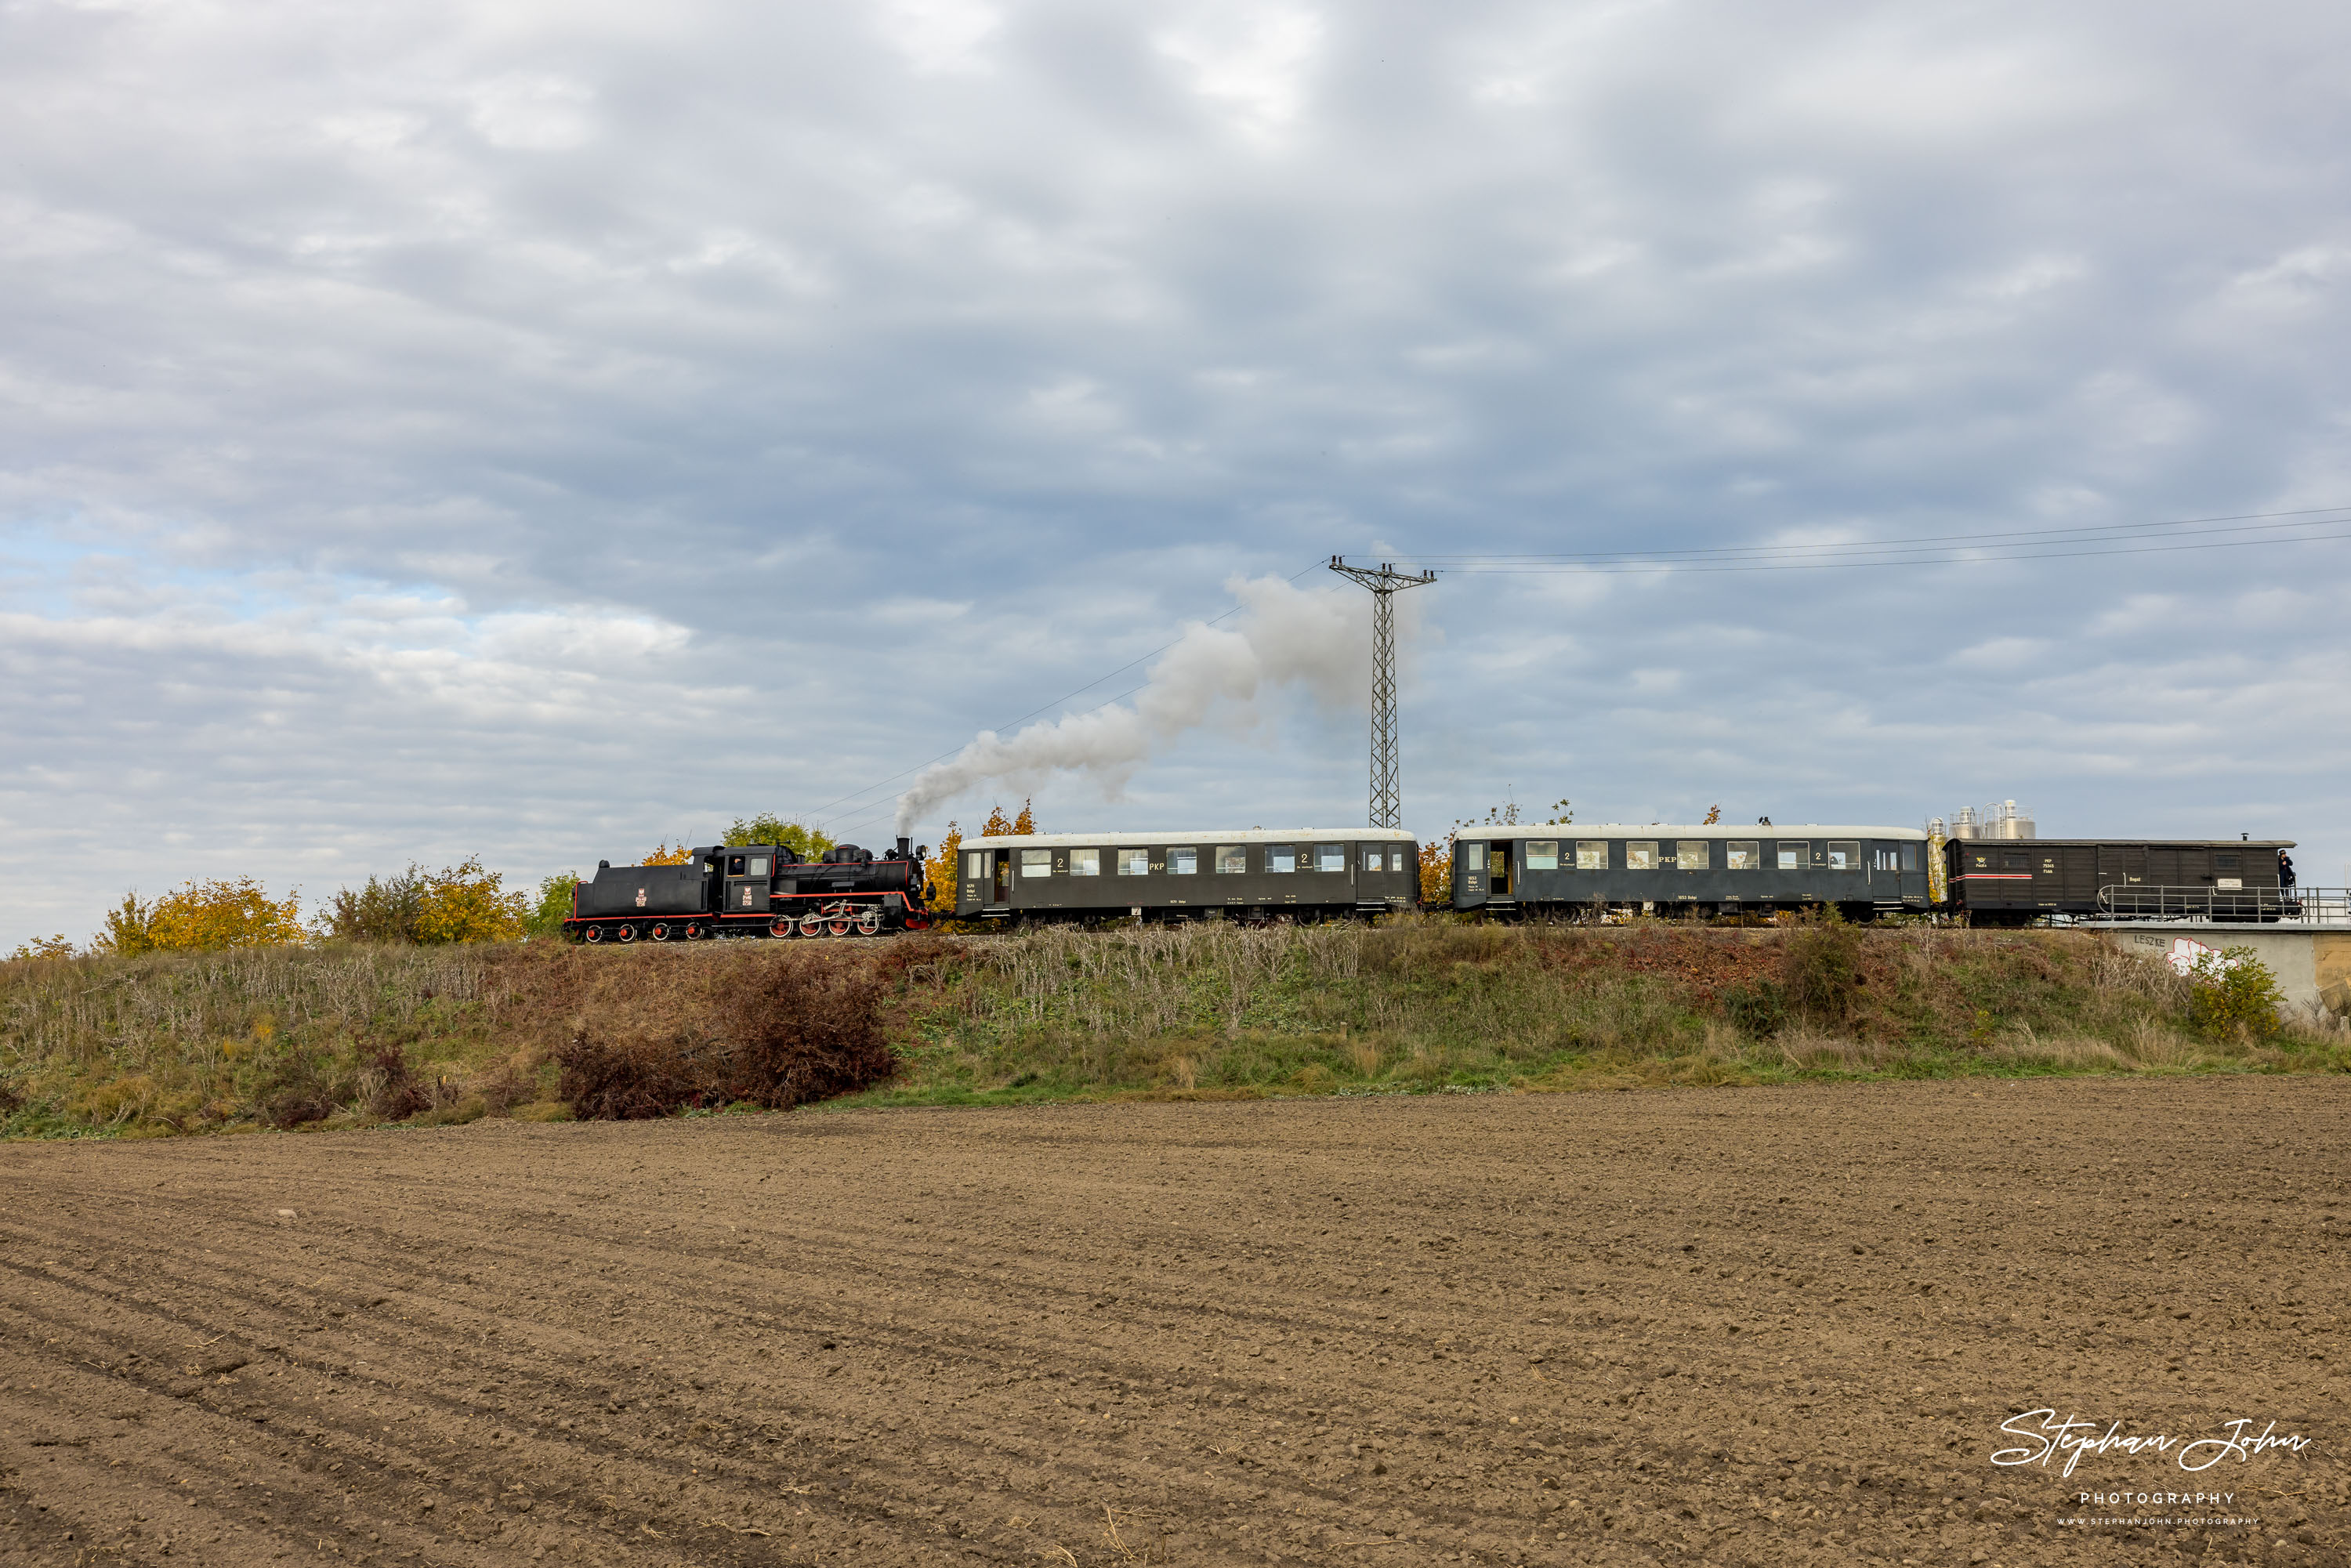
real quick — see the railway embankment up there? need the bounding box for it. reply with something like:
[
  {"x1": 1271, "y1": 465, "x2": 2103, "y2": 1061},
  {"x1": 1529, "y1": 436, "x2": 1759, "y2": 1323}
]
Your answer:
[{"x1": 3, "y1": 919, "x2": 2344, "y2": 1139}]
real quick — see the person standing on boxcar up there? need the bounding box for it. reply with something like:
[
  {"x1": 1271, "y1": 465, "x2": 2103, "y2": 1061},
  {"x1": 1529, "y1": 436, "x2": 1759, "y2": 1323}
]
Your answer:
[{"x1": 2278, "y1": 849, "x2": 2297, "y2": 888}]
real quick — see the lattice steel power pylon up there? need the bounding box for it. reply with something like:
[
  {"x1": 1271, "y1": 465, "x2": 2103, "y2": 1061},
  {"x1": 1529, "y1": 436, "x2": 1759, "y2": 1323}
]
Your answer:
[{"x1": 1328, "y1": 556, "x2": 1438, "y2": 829}]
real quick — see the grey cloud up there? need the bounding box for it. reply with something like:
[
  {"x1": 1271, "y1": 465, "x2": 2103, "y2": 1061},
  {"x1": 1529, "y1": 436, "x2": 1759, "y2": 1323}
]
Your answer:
[{"x1": 4, "y1": 0, "x2": 2350, "y2": 943}]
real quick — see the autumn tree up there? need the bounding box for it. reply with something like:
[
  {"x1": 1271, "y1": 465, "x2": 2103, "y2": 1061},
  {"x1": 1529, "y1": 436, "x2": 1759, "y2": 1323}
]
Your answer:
[
  {"x1": 922, "y1": 822, "x2": 961, "y2": 912},
  {"x1": 100, "y1": 879, "x2": 305, "y2": 954},
  {"x1": 5, "y1": 933, "x2": 78, "y2": 961},
  {"x1": 726, "y1": 813, "x2": 835, "y2": 859},
  {"x1": 1418, "y1": 841, "x2": 1451, "y2": 907},
  {"x1": 317, "y1": 868, "x2": 425, "y2": 943},
  {"x1": 526, "y1": 873, "x2": 580, "y2": 938},
  {"x1": 642, "y1": 842, "x2": 692, "y2": 866},
  {"x1": 413, "y1": 857, "x2": 530, "y2": 943},
  {"x1": 317, "y1": 859, "x2": 527, "y2": 944},
  {"x1": 972, "y1": 798, "x2": 1035, "y2": 838}
]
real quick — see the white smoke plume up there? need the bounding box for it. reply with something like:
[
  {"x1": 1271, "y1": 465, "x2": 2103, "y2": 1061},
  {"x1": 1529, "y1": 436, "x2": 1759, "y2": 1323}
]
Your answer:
[{"x1": 895, "y1": 574, "x2": 1383, "y2": 835}]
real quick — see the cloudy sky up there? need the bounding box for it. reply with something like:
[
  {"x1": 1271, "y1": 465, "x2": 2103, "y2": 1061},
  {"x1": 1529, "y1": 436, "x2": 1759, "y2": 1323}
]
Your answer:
[{"x1": 5, "y1": 0, "x2": 2349, "y2": 943}]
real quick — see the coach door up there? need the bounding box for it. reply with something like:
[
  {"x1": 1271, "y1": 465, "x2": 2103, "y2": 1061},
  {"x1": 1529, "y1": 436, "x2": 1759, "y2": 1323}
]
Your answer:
[{"x1": 994, "y1": 851, "x2": 1010, "y2": 904}]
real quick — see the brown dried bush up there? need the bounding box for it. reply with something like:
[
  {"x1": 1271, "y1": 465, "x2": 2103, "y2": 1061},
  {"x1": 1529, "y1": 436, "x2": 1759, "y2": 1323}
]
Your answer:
[
  {"x1": 714, "y1": 954, "x2": 896, "y2": 1109},
  {"x1": 260, "y1": 1054, "x2": 348, "y2": 1129},
  {"x1": 552, "y1": 950, "x2": 898, "y2": 1120},
  {"x1": 362, "y1": 1041, "x2": 430, "y2": 1121},
  {"x1": 554, "y1": 1029, "x2": 699, "y2": 1120}
]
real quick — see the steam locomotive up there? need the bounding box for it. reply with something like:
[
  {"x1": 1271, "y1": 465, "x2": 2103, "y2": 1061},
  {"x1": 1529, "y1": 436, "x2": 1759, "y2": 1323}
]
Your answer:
[{"x1": 563, "y1": 836, "x2": 932, "y2": 942}]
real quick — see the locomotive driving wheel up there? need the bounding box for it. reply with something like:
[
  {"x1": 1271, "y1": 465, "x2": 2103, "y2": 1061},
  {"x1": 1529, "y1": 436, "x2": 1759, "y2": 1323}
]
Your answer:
[
  {"x1": 854, "y1": 907, "x2": 882, "y2": 936},
  {"x1": 769, "y1": 916, "x2": 795, "y2": 939}
]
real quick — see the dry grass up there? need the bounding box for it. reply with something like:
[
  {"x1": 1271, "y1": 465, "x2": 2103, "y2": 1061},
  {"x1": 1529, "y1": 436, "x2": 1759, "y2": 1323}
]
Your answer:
[{"x1": 8, "y1": 922, "x2": 2348, "y2": 1135}]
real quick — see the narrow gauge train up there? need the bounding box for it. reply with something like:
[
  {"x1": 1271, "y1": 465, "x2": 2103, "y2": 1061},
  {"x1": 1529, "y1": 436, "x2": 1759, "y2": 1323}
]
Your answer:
[
  {"x1": 955, "y1": 829, "x2": 1420, "y2": 923},
  {"x1": 563, "y1": 836, "x2": 932, "y2": 942},
  {"x1": 1452, "y1": 825, "x2": 1933, "y2": 922}
]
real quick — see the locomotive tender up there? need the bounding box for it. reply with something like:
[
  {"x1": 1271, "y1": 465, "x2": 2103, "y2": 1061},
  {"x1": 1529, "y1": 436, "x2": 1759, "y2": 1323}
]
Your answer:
[{"x1": 563, "y1": 836, "x2": 932, "y2": 942}]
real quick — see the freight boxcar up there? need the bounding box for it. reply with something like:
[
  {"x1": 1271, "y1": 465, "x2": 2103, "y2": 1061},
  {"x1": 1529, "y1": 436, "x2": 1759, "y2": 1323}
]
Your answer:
[
  {"x1": 1944, "y1": 838, "x2": 2295, "y2": 925},
  {"x1": 1452, "y1": 825, "x2": 1933, "y2": 922},
  {"x1": 955, "y1": 829, "x2": 1420, "y2": 923}
]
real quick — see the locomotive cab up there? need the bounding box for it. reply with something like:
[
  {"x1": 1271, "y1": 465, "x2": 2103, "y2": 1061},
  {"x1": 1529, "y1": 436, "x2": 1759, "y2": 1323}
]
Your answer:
[{"x1": 722, "y1": 845, "x2": 793, "y2": 917}]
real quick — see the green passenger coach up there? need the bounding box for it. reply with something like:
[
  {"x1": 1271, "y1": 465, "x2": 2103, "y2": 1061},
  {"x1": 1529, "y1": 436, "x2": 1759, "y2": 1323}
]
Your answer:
[
  {"x1": 1454, "y1": 824, "x2": 1932, "y2": 922},
  {"x1": 957, "y1": 829, "x2": 1420, "y2": 924}
]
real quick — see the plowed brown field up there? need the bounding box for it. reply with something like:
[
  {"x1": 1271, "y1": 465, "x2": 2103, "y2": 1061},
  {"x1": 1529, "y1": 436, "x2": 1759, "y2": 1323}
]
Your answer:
[{"x1": 3, "y1": 1079, "x2": 2344, "y2": 1567}]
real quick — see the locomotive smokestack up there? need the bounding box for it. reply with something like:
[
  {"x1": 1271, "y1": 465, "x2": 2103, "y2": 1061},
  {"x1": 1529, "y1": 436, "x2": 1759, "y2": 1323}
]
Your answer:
[{"x1": 897, "y1": 835, "x2": 911, "y2": 860}]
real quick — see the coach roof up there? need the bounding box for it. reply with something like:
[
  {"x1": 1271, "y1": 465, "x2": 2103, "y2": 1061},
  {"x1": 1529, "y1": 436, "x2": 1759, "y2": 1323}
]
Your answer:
[
  {"x1": 1465, "y1": 824, "x2": 1932, "y2": 840},
  {"x1": 967, "y1": 828, "x2": 1418, "y2": 849}
]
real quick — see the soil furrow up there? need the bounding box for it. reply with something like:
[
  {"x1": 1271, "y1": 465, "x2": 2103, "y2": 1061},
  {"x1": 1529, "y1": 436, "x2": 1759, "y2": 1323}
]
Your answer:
[{"x1": 4, "y1": 1081, "x2": 2345, "y2": 1566}]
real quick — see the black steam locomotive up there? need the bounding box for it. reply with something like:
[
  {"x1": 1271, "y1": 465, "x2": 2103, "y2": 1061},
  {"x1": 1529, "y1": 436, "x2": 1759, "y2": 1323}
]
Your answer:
[{"x1": 563, "y1": 836, "x2": 932, "y2": 943}]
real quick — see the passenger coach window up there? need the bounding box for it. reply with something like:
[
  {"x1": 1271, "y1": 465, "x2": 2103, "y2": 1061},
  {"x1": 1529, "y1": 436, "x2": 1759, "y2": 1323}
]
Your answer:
[
  {"x1": 1118, "y1": 848, "x2": 1149, "y2": 876},
  {"x1": 1216, "y1": 846, "x2": 1247, "y2": 875},
  {"x1": 1727, "y1": 842, "x2": 1758, "y2": 870},
  {"x1": 1576, "y1": 841, "x2": 1607, "y2": 870},
  {"x1": 1626, "y1": 842, "x2": 1657, "y2": 871},
  {"x1": 1070, "y1": 849, "x2": 1100, "y2": 876},
  {"x1": 1902, "y1": 843, "x2": 1918, "y2": 871},
  {"x1": 1169, "y1": 847, "x2": 1197, "y2": 875},
  {"x1": 1391, "y1": 850, "x2": 1407, "y2": 871},
  {"x1": 1317, "y1": 844, "x2": 1346, "y2": 872},
  {"x1": 965, "y1": 851, "x2": 987, "y2": 878},
  {"x1": 1020, "y1": 849, "x2": 1052, "y2": 878},
  {"x1": 1828, "y1": 842, "x2": 1859, "y2": 871},
  {"x1": 1777, "y1": 843, "x2": 1805, "y2": 871},
  {"x1": 1268, "y1": 845, "x2": 1296, "y2": 873},
  {"x1": 1364, "y1": 846, "x2": 1384, "y2": 871},
  {"x1": 1677, "y1": 841, "x2": 1709, "y2": 870},
  {"x1": 1526, "y1": 841, "x2": 1558, "y2": 871}
]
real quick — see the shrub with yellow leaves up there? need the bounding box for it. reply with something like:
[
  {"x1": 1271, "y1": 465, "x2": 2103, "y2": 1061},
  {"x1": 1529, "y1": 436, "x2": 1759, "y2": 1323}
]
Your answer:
[
  {"x1": 100, "y1": 878, "x2": 305, "y2": 954},
  {"x1": 411, "y1": 857, "x2": 530, "y2": 945},
  {"x1": 922, "y1": 822, "x2": 962, "y2": 914}
]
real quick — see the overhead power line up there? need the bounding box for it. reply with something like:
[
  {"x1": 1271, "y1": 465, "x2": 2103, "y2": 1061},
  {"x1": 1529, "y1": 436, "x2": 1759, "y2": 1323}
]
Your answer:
[{"x1": 1407, "y1": 505, "x2": 2351, "y2": 574}]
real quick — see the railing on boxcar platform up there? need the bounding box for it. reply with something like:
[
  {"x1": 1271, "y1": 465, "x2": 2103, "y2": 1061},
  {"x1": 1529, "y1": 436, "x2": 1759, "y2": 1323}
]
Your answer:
[{"x1": 2094, "y1": 885, "x2": 2351, "y2": 924}]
